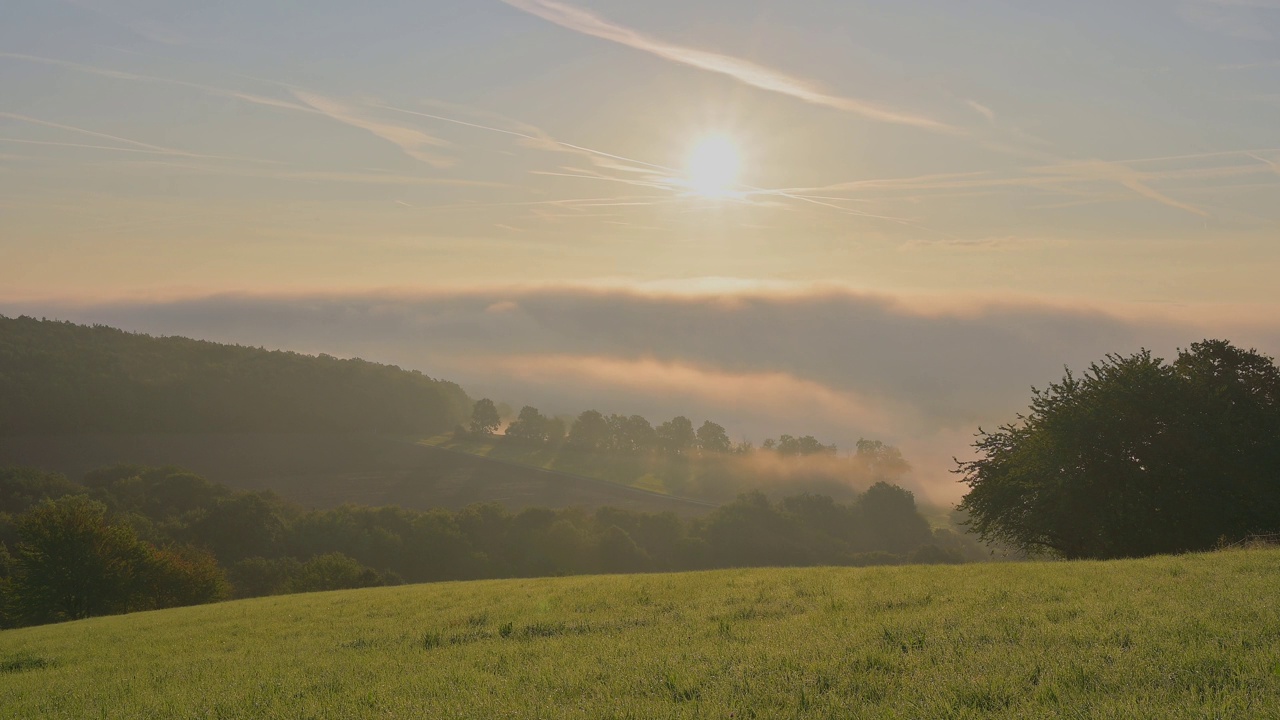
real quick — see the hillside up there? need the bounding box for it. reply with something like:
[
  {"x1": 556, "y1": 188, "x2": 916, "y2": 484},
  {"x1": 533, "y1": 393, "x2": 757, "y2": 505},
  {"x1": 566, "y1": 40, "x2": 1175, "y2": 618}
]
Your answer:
[
  {"x1": 0, "y1": 317, "x2": 730, "y2": 514},
  {"x1": 0, "y1": 434, "x2": 715, "y2": 515},
  {"x1": 424, "y1": 433, "x2": 883, "y2": 504},
  {"x1": 0, "y1": 315, "x2": 471, "y2": 436},
  {"x1": 2, "y1": 549, "x2": 1278, "y2": 718}
]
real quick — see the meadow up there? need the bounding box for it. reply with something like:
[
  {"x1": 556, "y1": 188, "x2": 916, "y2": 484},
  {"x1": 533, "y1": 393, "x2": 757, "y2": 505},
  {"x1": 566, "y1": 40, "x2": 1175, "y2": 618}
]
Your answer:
[{"x1": 3, "y1": 548, "x2": 1278, "y2": 719}]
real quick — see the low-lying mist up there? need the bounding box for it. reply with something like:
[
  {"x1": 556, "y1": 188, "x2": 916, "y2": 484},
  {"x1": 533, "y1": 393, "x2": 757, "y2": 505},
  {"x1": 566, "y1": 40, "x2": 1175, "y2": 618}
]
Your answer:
[{"x1": 8, "y1": 285, "x2": 1278, "y2": 504}]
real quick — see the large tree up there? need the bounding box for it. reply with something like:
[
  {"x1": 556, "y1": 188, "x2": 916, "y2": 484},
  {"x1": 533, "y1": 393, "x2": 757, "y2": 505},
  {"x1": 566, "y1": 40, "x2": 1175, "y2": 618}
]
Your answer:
[{"x1": 956, "y1": 341, "x2": 1280, "y2": 559}]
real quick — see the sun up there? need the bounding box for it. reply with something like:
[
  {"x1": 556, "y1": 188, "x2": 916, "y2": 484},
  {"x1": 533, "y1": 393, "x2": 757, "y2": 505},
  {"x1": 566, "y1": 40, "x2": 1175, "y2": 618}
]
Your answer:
[{"x1": 684, "y1": 134, "x2": 742, "y2": 198}]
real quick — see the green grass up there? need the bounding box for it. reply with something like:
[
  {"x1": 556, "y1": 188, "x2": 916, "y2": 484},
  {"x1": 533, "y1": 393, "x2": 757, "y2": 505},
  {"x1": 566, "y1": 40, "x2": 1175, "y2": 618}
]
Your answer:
[{"x1": 3, "y1": 549, "x2": 1280, "y2": 718}]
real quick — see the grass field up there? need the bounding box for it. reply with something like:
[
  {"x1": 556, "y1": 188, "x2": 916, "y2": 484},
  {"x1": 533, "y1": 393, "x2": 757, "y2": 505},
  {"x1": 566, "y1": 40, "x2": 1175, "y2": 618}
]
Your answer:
[{"x1": 3, "y1": 549, "x2": 1279, "y2": 718}]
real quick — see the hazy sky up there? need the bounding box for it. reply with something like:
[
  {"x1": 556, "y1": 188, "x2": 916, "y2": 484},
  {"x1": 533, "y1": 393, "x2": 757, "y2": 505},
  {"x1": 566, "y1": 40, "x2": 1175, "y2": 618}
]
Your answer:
[{"x1": 3, "y1": 1, "x2": 1279, "y2": 498}]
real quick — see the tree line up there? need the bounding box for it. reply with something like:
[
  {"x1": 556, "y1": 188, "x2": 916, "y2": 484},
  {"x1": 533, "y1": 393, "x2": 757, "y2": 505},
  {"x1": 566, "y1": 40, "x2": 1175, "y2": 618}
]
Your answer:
[
  {"x1": 468, "y1": 399, "x2": 853, "y2": 459},
  {"x1": 0, "y1": 465, "x2": 981, "y2": 628},
  {"x1": 0, "y1": 315, "x2": 472, "y2": 436}
]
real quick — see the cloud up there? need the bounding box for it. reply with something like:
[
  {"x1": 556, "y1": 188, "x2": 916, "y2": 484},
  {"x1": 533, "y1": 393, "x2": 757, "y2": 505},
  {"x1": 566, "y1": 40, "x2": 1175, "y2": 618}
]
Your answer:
[
  {"x1": 468, "y1": 353, "x2": 905, "y2": 434},
  {"x1": 498, "y1": 0, "x2": 958, "y2": 134},
  {"x1": 8, "y1": 286, "x2": 1278, "y2": 501}
]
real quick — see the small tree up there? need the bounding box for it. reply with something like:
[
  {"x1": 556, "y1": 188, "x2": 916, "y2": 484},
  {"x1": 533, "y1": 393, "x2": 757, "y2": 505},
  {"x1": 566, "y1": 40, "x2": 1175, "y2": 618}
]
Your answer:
[
  {"x1": 774, "y1": 435, "x2": 836, "y2": 456},
  {"x1": 543, "y1": 416, "x2": 567, "y2": 445},
  {"x1": 505, "y1": 406, "x2": 548, "y2": 442},
  {"x1": 855, "y1": 439, "x2": 909, "y2": 481},
  {"x1": 695, "y1": 421, "x2": 732, "y2": 454},
  {"x1": 657, "y1": 416, "x2": 696, "y2": 456},
  {"x1": 469, "y1": 398, "x2": 501, "y2": 435},
  {"x1": 286, "y1": 553, "x2": 384, "y2": 594},
  {"x1": 567, "y1": 410, "x2": 610, "y2": 450},
  {"x1": 856, "y1": 482, "x2": 933, "y2": 555}
]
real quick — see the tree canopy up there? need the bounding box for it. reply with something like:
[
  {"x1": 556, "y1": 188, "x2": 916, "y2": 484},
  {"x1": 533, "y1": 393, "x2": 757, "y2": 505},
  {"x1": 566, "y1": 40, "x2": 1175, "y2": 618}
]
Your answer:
[
  {"x1": 0, "y1": 463, "x2": 975, "y2": 627},
  {"x1": 957, "y1": 340, "x2": 1280, "y2": 559},
  {"x1": 469, "y1": 399, "x2": 501, "y2": 435}
]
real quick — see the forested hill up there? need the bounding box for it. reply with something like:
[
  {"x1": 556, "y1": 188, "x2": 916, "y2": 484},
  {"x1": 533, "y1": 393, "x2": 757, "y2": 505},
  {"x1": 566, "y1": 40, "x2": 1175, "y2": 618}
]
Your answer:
[{"x1": 0, "y1": 315, "x2": 472, "y2": 436}]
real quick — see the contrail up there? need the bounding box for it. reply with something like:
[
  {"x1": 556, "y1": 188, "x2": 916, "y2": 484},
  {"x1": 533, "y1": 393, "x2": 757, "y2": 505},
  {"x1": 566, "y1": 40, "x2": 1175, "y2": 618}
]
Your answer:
[
  {"x1": 372, "y1": 102, "x2": 675, "y2": 173},
  {"x1": 498, "y1": 0, "x2": 960, "y2": 134},
  {"x1": 0, "y1": 113, "x2": 277, "y2": 164}
]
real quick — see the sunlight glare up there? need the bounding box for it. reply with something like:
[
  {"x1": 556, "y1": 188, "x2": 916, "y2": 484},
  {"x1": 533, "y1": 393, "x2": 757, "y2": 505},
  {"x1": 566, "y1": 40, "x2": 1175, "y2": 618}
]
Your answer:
[{"x1": 684, "y1": 134, "x2": 742, "y2": 198}]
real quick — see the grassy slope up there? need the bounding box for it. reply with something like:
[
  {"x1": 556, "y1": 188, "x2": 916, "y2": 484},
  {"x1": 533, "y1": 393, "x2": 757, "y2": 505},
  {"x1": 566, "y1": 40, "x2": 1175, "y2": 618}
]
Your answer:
[{"x1": 3, "y1": 550, "x2": 1279, "y2": 719}]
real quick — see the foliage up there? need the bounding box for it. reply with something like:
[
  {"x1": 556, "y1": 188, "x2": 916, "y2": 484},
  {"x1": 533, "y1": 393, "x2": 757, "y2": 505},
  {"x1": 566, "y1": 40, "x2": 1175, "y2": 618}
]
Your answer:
[
  {"x1": 695, "y1": 420, "x2": 732, "y2": 454},
  {"x1": 504, "y1": 405, "x2": 557, "y2": 444},
  {"x1": 11, "y1": 497, "x2": 146, "y2": 623},
  {"x1": 284, "y1": 553, "x2": 391, "y2": 594},
  {"x1": 656, "y1": 416, "x2": 696, "y2": 455},
  {"x1": 2, "y1": 550, "x2": 1279, "y2": 718},
  {"x1": 957, "y1": 340, "x2": 1280, "y2": 559},
  {"x1": 0, "y1": 315, "x2": 471, "y2": 436},
  {"x1": 8, "y1": 496, "x2": 225, "y2": 625},
  {"x1": 855, "y1": 438, "x2": 911, "y2": 480},
  {"x1": 774, "y1": 434, "x2": 837, "y2": 456},
  {"x1": 469, "y1": 398, "x2": 501, "y2": 435},
  {"x1": 0, "y1": 467, "x2": 81, "y2": 515},
  {"x1": 566, "y1": 410, "x2": 610, "y2": 450},
  {"x1": 135, "y1": 544, "x2": 229, "y2": 610},
  {"x1": 0, "y1": 463, "x2": 962, "y2": 625}
]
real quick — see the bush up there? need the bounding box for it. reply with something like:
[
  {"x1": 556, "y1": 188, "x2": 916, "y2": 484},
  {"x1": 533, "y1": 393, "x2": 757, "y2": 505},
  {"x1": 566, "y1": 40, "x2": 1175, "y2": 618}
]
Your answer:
[
  {"x1": 228, "y1": 557, "x2": 301, "y2": 598},
  {"x1": 137, "y1": 545, "x2": 229, "y2": 609},
  {"x1": 286, "y1": 553, "x2": 386, "y2": 594}
]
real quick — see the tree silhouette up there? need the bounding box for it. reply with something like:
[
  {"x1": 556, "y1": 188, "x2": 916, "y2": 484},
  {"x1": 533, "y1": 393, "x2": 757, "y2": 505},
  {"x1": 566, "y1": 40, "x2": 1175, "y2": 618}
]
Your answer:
[
  {"x1": 657, "y1": 416, "x2": 696, "y2": 455},
  {"x1": 567, "y1": 410, "x2": 610, "y2": 450},
  {"x1": 470, "y1": 398, "x2": 501, "y2": 435},
  {"x1": 695, "y1": 421, "x2": 732, "y2": 454}
]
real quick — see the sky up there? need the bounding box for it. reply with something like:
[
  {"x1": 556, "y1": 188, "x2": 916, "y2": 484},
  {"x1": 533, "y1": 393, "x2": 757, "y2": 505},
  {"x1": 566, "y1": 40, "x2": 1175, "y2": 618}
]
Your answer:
[{"x1": 3, "y1": 0, "x2": 1279, "y2": 499}]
